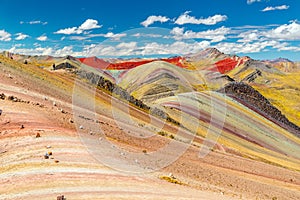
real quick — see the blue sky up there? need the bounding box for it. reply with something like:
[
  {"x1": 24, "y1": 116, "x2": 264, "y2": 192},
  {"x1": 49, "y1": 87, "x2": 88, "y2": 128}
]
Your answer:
[{"x1": 0, "y1": 0, "x2": 299, "y2": 60}]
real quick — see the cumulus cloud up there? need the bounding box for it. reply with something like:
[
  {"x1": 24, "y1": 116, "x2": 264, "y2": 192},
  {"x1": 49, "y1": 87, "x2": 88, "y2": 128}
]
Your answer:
[
  {"x1": 170, "y1": 27, "x2": 184, "y2": 35},
  {"x1": 237, "y1": 30, "x2": 260, "y2": 43},
  {"x1": 78, "y1": 19, "x2": 102, "y2": 30},
  {"x1": 215, "y1": 39, "x2": 300, "y2": 54},
  {"x1": 9, "y1": 46, "x2": 53, "y2": 55},
  {"x1": 81, "y1": 40, "x2": 211, "y2": 57},
  {"x1": 36, "y1": 35, "x2": 48, "y2": 41},
  {"x1": 15, "y1": 33, "x2": 29, "y2": 40},
  {"x1": 70, "y1": 32, "x2": 127, "y2": 41},
  {"x1": 262, "y1": 5, "x2": 289, "y2": 12},
  {"x1": 214, "y1": 40, "x2": 280, "y2": 54},
  {"x1": 54, "y1": 46, "x2": 75, "y2": 56},
  {"x1": 0, "y1": 30, "x2": 11, "y2": 41},
  {"x1": 56, "y1": 27, "x2": 78, "y2": 35},
  {"x1": 265, "y1": 21, "x2": 300, "y2": 40},
  {"x1": 102, "y1": 32, "x2": 127, "y2": 40},
  {"x1": 140, "y1": 15, "x2": 170, "y2": 27},
  {"x1": 54, "y1": 19, "x2": 102, "y2": 35},
  {"x1": 175, "y1": 11, "x2": 227, "y2": 25},
  {"x1": 171, "y1": 26, "x2": 230, "y2": 42}
]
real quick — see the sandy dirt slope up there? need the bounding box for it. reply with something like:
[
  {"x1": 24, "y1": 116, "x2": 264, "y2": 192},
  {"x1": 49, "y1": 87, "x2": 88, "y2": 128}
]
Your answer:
[{"x1": 0, "y1": 59, "x2": 300, "y2": 200}]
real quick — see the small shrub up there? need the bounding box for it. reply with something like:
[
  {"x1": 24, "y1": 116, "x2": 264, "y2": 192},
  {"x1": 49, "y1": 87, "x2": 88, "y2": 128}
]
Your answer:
[
  {"x1": 159, "y1": 175, "x2": 183, "y2": 185},
  {"x1": 158, "y1": 131, "x2": 167, "y2": 136}
]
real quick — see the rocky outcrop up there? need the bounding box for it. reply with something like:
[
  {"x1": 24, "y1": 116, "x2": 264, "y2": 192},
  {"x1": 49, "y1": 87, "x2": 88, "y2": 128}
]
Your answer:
[
  {"x1": 242, "y1": 69, "x2": 262, "y2": 82},
  {"x1": 220, "y1": 82, "x2": 300, "y2": 137}
]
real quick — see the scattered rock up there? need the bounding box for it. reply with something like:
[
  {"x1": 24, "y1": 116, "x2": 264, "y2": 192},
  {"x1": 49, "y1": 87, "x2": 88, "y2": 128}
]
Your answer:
[
  {"x1": 35, "y1": 132, "x2": 41, "y2": 138},
  {"x1": 44, "y1": 153, "x2": 49, "y2": 159},
  {"x1": 44, "y1": 97, "x2": 48, "y2": 101},
  {"x1": 169, "y1": 173, "x2": 175, "y2": 179},
  {"x1": 48, "y1": 151, "x2": 52, "y2": 156},
  {"x1": 69, "y1": 118, "x2": 74, "y2": 123},
  {"x1": 60, "y1": 108, "x2": 65, "y2": 114},
  {"x1": 8, "y1": 96, "x2": 21, "y2": 102},
  {"x1": 0, "y1": 109, "x2": 2, "y2": 116},
  {"x1": 0, "y1": 93, "x2": 5, "y2": 100},
  {"x1": 53, "y1": 102, "x2": 57, "y2": 106},
  {"x1": 57, "y1": 195, "x2": 65, "y2": 200},
  {"x1": 46, "y1": 145, "x2": 51, "y2": 149},
  {"x1": 20, "y1": 124, "x2": 25, "y2": 129},
  {"x1": 7, "y1": 96, "x2": 14, "y2": 101},
  {"x1": 79, "y1": 125, "x2": 84, "y2": 129},
  {"x1": 54, "y1": 160, "x2": 59, "y2": 163}
]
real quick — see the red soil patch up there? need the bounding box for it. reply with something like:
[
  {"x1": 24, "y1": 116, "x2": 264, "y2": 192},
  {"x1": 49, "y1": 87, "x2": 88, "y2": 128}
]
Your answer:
[
  {"x1": 79, "y1": 57, "x2": 187, "y2": 70},
  {"x1": 213, "y1": 57, "x2": 244, "y2": 74},
  {"x1": 79, "y1": 57, "x2": 110, "y2": 70}
]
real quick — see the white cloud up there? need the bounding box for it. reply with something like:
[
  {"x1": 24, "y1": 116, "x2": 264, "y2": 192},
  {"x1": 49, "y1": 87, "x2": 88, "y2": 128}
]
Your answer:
[
  {"x1": 54, "y1": 46, "x2": 75, "y2": 56},
  {"x1": 237, "y1": 30, "x2": 260, "y2": 42},
  {"x1": 0, "y1": 30, "x2": 11, "y2": 41},
  {"x1": 15, "y1": 33, "x2": 29, "y2": 40},
  {"x1": 132, "y1": 33, "x2": 162, "y2": 38},
  {"x1": 141, "y1": 15, "x2": 170, "y2": 27},
  {"x1": 20, "y1": 20, "x2": 48, "y2": 25},
  {"x1": 175, "y1": 12, "x2": 227, "y2": 25},
  {"x1": 170, "y1": 27, "x2": 184, "y2": 35},
  {"x1": 140, "y1": 41, "x2": 211, "y2": 55},
  {"x1": 214, "y1": 40, "x2": 279, "y2": 54},
  {"x1": 54, "y1": 19, "x2": 102, "y2": 35},
  {"x1": 214, "y1": 40, "x2": 300, "y2": 54},
  {"x1": 78, "y1": 19, "x2": 101, "y2": 30},
  {"x1": 247, "y1": 0, "x2": 261, "y2": 4},
  {"x1": 81, "y1": 40, "x2": 210, "y2": 57},
  {"x1": 69, "y1": 35, "x2": 90, "y2": 41},
  {"x1": 69, "y1": 32, "x2": 127, "y2": 41},
  {"x1": 9, "y1": 46, "x2": 53, "y2": 55},
  {"x1": 55, "y1": 27, "x2": 79, "y2": 35},
  {"x1": 265, "y1": 21, "x2": 300, "y2": 40},
  {"x1": 171, "y1": 26, "x2": 230, "y2": 42},
  {"x1": 262, "y1": 5, "x2": 289, "y2": 12},
  {"x1": 13, "y1": 43, "x2": 24, "y2": 48},
  {"x1": 102, "y1": 32, "x2": 127, "y2": 40},
  {"x1": 116, "y1": 42, "x2": 137, "y2": 49},
  {"x1": 36, "y1": 35, "x2": 48, "y2": 41}
]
